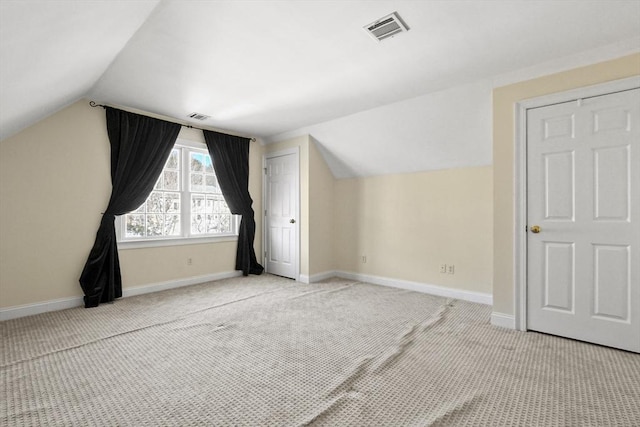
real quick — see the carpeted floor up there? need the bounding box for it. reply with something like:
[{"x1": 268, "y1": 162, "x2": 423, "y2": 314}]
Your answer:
[{"x1": 1, "y1": 274, "x2": 639, "y2": 426}]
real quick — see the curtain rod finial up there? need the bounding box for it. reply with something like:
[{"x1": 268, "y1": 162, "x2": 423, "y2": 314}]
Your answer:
[{"x1": 89, "y1": 101, "x2": 105, "y2": 109}]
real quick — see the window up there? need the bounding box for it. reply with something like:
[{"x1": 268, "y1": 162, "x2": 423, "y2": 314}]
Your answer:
[{"x1": 117, "y1": 140, "x2": 238, "y2": 245}]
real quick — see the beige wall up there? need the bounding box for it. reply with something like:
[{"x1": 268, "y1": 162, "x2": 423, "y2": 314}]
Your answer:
[
  {"x1": 0, "y1": 100, "x2": 263, "y2": 308},
  {"x1": 334, "y1": 166, "x2": 493, "y2": 294},
  {"x1": 0, "y1": 101, "x2": 110, "y2": 307},
  {"x1": 492, "y1": 53, "x2": 640, "y2": 315},
  {"x1": 308, "y1": 137, "x2": 334, "y2": 276}
]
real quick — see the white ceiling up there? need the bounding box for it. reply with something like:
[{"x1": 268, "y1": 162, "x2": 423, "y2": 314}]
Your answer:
[
  {"x1": 1, "y1": 0, "x2": 639, "y2": 177},
  {"x1": 0, "y1": 0, "x2": 160, "y2": 141}
]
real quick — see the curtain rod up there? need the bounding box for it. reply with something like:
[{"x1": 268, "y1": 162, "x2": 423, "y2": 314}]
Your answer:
[{"x1": 89, "y1": 101, "x2": 257, "y2": 142}]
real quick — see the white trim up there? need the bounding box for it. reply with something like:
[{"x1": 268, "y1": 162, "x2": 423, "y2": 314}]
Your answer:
[
  {"x1": 0, "y1": 296, "x2": 84, "y2": 321},
  {"x1": 118, "y1": 235, "x2": 238, "y2": 250},
  {"x1": 121, "y1": 271, "x2": 242, "y2": 298},
  {"x1": 514, "y1": 98, "x2": 529, "y2": 332},
  {"x1": 263, "y1": 147, "x2": 301, "y2": 281},
  {"x1": 116, "y1": 139, "x2": 240, "y2": 245},
  {"x1": 491, "y1": 312, "x2": 516, "y2": 329},
  {"x1": 299, "y1": 271, "x2": 336, "y2": 284},
  {"x1": 309, "y1": 271, "x2": 337, "y2": 283},
  {"x1": 335, "y1": 271, "x2": 492, "y2": 305},
  {"x1": 492, "y1": 37, "x2": 640, "y2": 88},
  {"x1": 0, "y1": 271, "x2": 241, "y2": 321},
  {"x1": 513, "y1": 76, "x2": 640, "y2": 332}
]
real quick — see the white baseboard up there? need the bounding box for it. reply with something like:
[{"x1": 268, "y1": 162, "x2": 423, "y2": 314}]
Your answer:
[
  {"x1": 0, "y1": 271, "x2": 241, "y2": 321},
  {"x1": 299, "y1": 271, "x2": 337, "y2": 284},
  {"x1": 298, "y1": 274, "x2": 310, "y2": 284},
  {"x1": 0, "y1": 296, "x2": 85, "y2": 322},
  {"x1": 1, "y1": 270, "x2": 493, "y2": 321},
  {"x1": 122, "y1": 271, "x2": 242, "y2": 298},
  {"x1": 334, "y1": 271, "x2": 493, "y2": 306},
  {"x1": 490, "y1": 312, "x2": 516, "y2": 329}
]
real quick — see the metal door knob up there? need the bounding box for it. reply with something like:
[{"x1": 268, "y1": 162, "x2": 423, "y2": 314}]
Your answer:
[
  {"x1": 290, "y1": 219, "x2": 296, "y2": 224},
  {"x1": 530, "y1": 225, "x2": 541, "y2": 233}
]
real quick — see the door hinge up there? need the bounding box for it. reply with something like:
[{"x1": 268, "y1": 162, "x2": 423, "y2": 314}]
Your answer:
[
  {"x1": 264, "y1": 167, "x2": 267, "y2": 174},
  {"x1": 264, "y1": 209, "x2": 267, "y2": 216}
]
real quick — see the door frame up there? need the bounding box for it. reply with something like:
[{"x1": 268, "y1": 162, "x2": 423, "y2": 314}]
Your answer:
[
  {"x1": 262, "y1": 147, "x2": 301, "y2": 280},
  {"x1": 513, "y1": 76, "x2": 640, "y2": 331}
]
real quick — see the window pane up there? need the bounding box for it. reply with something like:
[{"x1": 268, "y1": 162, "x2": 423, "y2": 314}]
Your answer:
[
  {"x1": 166, "y1": 149, "x2": 179, "y2": 170},
  {"x1": 153, "y1": 176, "x2": 162, "y2": 190},
  {"x1": 191, "y1": 194, "x2": 204, "y2": 213},
  {"x1": 125, "y1": 214, "x2": 145, "y2": 237},
  {"x1": 146, "y1": 214, "x2": 163, "y2": 236},
  {"x1": 204, "y1": 155, "x2": 214, "y2": 173},
  {"x1": 205, "y1": 214, "x2": 216, "y2": 233},
  {"x1": 147, "y1": 192, "x2": 163, "y2": 213},
  {"x1": 165, "y1": 215, "x2": 180, "y2": 236},
  {"x1": 191, "y1": 214, "x2": 205, "y2": 234},
  {"x1": 163, "y1": 171, "x2": 178, "y2": 191},
  {"x1": 205, "y1": 174, "x2": 217, "y2": 193},
  {"x1": 206, "y1": 213, "x2": 231, "y2": 233},
  {"x1": 191, "y1": 174, "x2": 204, "y2": 192},
  {"x1": 190, "y1": 153, "x2": 204, "y2": 172},
  {"x1": 218, "y1": 214, "x2": 232, "y2": 233},
  {"x1": 165, "y1": 193, "x2": 180, "y2": 213}
]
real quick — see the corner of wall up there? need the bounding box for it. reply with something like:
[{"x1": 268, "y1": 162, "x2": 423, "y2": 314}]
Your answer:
[{"x1": 308, "y1": 136, "x2": 336, "y2": 275}]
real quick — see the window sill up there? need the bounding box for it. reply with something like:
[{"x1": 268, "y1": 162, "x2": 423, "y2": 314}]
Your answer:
[{"x1": 117, "y1": 235, "x2": 238, "y2": 250}]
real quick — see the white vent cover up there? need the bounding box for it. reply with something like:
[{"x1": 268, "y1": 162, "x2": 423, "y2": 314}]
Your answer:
[
  {"x1": 364, "y1": 12, "x2": 409, "y2": 42},
  {"x1": 188, "y1": 112, "x2": 210, "y2": 120}
]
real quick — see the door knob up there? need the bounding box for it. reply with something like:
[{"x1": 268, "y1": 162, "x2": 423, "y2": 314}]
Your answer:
[
  {"x1": 290, "y1": 219, "x2": 296, "y2": 224},
  {"x1": 530, "y1": 225, "x2": 541, "y2": 233}
]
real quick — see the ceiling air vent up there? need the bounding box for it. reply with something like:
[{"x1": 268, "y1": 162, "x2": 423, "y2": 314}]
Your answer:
[
  {"x1": 188, "y1": 112, "x2": 210, "y2": 120},
  {"x1": 364, "y1": 12, "x2": 409, "y2": 42}
]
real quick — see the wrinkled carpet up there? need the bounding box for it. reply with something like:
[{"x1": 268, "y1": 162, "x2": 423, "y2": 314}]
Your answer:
[{"x1": 1, "y1": 274, "x2": 639, "y2": 426}]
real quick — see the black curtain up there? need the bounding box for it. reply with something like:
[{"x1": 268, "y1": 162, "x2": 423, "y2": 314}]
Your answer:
[
  {"x1": 203, "y1": 130, "x2": 264, "y2": 276},
  {"x1": 80, "y1": 107, "x2": 181, "y2": 308}
]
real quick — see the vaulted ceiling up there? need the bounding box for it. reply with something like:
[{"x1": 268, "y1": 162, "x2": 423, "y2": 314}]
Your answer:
[{"x1": 1, "y1": 0, "x2": 639, "y2": 177}]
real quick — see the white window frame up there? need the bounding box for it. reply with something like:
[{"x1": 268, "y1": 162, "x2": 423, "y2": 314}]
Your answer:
[{"x1": 116, "y1": 138, "x2": 239, "y2": 249}]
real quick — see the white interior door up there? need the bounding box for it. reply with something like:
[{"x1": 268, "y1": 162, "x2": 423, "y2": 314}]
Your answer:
[
  {"x1": 526, "y1": 88, "x2": 639, "y2": 353},
  {"x1": 264, "y1": 152, "x2": 299, "y2": 279}
]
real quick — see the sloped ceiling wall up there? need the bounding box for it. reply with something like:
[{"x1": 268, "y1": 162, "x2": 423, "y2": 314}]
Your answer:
[
  {"x1": 0, "y1": 0, "x2": 160, "y2": 140},
  {"x1": 1, "y1": 1, "x2": 639, "y2": 178},
  {"x1": 268, "y1": 80, "x2": 492, "y2": 178}
]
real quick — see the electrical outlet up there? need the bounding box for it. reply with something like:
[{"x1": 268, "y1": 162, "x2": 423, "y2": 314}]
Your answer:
[
  {"x1": 187, "y1": 258, "x2": 193, "y2": 266},
  {"x1": 447, "y1": 264, "x2": 455, "y2": 274},
  {"x1": 362, "y1": 255, "x2": 367, "y2": 264},
  {"x1": 439, "y1": 264, "x2": 447, "y2": 274}
]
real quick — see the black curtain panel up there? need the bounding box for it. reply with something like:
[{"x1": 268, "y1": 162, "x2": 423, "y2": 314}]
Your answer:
[
  {"x1": 79, "y1": 107, "x2": 181, "y2": 308},
  {"x1": 203, "y1": 130, "x2": 264, "y2": 276}
]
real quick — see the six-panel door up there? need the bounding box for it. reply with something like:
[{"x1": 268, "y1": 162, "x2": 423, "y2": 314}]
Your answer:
[
  {"x1": 527, "y1": 88, "x2": 639, "y2": 352},
  {"x1": 265, "y1": 153, "x2": 298, "y2": 279}
]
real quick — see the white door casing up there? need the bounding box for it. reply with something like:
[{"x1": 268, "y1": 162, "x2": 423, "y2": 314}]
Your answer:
[
  {"x1": 514, "y1": 77, "x2": 640, "y2": 333},
  {"x1": 524, "y1": 86, "x2": 639, "y2": 352},
  {"x1": 263, "y1": 149, "x2": 299, "y2": 279}
]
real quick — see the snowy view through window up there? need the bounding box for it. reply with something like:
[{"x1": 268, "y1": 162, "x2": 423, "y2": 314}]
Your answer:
[{"x1": 123, "y1": 145, "x2": 235, "y2": 240}]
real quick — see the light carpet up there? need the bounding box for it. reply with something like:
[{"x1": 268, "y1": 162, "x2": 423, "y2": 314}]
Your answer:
[{"x1": 1, "y1": 274, "x2": 639, "y2": 426}]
